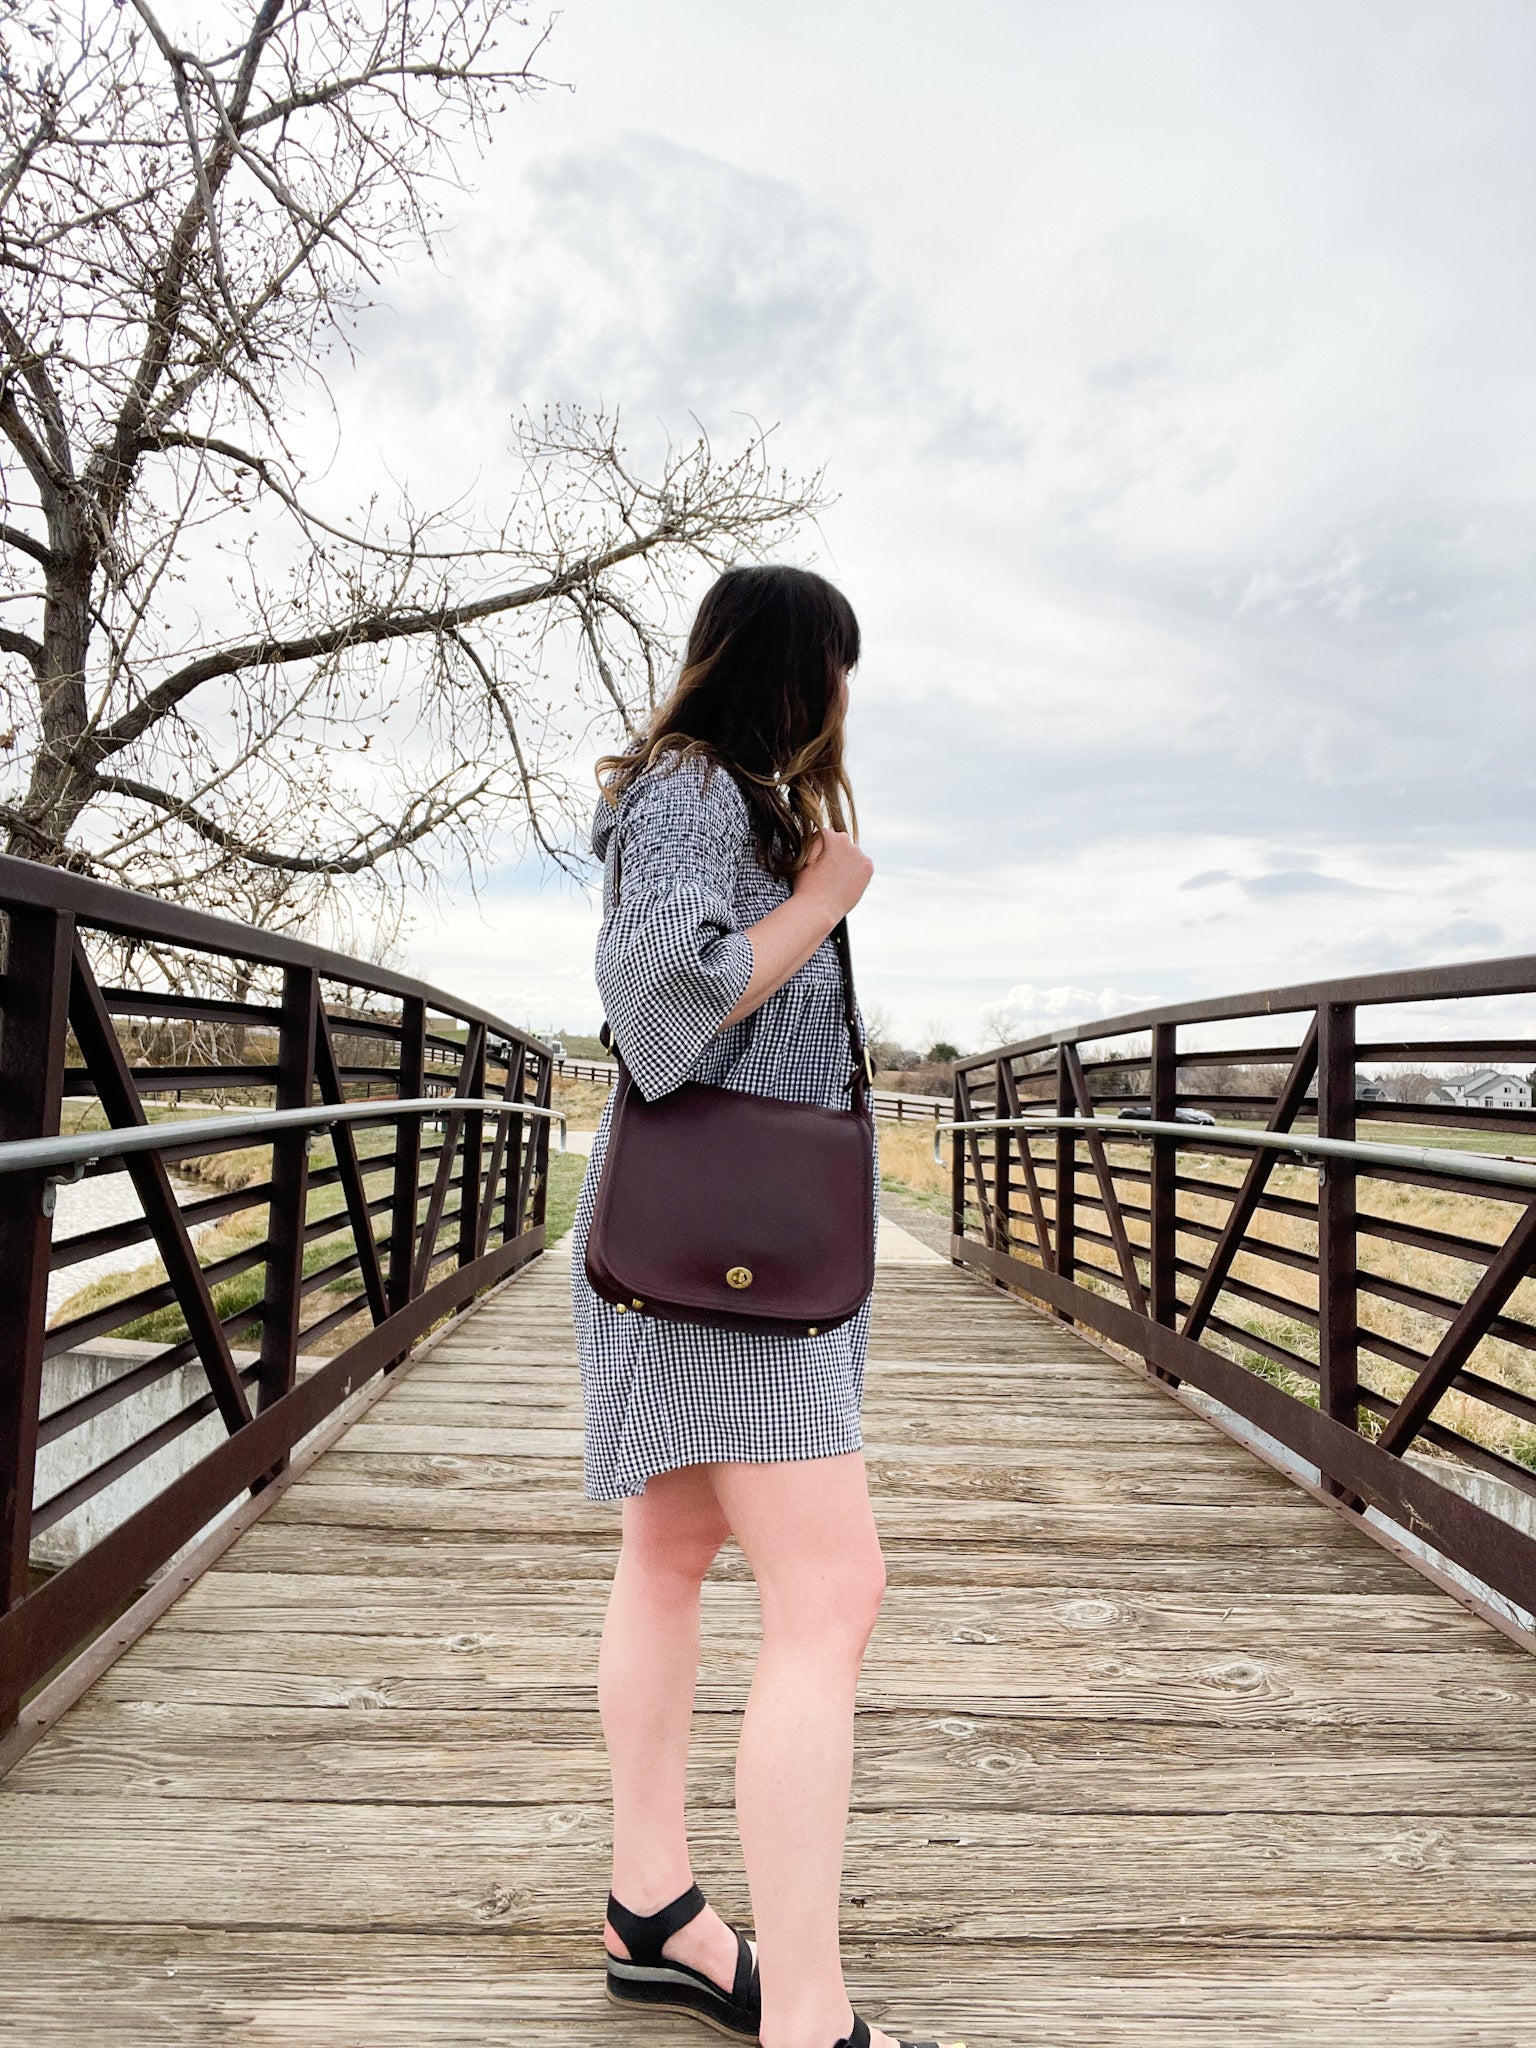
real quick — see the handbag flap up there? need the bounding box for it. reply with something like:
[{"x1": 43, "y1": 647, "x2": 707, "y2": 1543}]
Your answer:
[{"x1": 588, "y1": 1077, "x2": 875, "y2": 1324}]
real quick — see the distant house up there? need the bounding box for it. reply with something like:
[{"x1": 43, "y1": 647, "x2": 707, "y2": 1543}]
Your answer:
[
  {"x1": 1430, "y1": 1069, "x2": 1533, "y2": 1111},
  {"x1": 1355, "y1": 1076, "x2": 1390, "y2": 1103}
]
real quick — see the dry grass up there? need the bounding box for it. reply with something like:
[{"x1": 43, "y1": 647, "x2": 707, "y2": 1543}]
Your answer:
[
  {"x1": 877, "y1": 1120, "x2": 951, "y2": 1212},
  {"x1": 1000, "y1": 1139, "x2": 1536, "y2": 1475},
  {"x1": 552, "y1": 1073, "x2": 613, "y2": 1129}
]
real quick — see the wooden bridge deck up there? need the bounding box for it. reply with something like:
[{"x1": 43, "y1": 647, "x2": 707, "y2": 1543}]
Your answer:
[{"x1": 5, "y1": 1231, "x2": 1536, "y2": 2046}]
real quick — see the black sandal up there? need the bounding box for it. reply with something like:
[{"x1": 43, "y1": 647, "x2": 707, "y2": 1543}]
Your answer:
[
  {"x1": 836, "y1": 2013, "x2": 967, "y2": 2048},
  {"x1": 604, "y1": 1881, "x2": 760, "y2": 2039}
]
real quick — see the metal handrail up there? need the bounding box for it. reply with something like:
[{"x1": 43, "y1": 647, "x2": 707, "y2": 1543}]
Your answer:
[
  {"x1": 936, "y1": 1111, "x2": 1536, "y2": 1193},
  {"x1": 0, "y1": 1096, "x2": 567, "y2": 1182}
]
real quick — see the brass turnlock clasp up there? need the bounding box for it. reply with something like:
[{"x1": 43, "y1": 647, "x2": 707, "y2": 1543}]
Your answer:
[{"x1": 726, "y1": 1266, "x2": 753, "y2": 1290}]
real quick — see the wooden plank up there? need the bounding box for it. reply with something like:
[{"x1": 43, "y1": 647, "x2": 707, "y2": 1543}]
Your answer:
[
  {"x1": 8, "y1": 1798, "x2": 1536, "y2": 1937},
  {"x1": 259, "y1": 1482, "x2": 1344, "y2": 1545},
  {"x1": 75, "y1": 1632, "x2": 1536, "y2": 1729},
  {"x1": 329, "y1": 1432, "x2": 1299, "y2": 1506},
  {"x1": 369, "y1": 1391, "x2": 1225, "y2": 1440},
  {"x1": 210, "y1": 1521, "x2": 1428, "y2": 1595},
  {"x1": 4, "y1": 1928, "x2": 1534, "y2": 2048},
  {"x1": 16, "y1": 1703, "x2": 1536, "y2": 1813},
  {"x1": 154, "y1": 1574, "x2": 1499, "y2": 1650}
]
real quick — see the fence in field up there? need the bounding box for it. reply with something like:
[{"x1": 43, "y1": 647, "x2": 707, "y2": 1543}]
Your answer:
[
  {"x1": 945, "y1": 961, "x2": 1536, "y2": 1624},
  {"x1": 0, "y1": 855, "x2": 556, "y2": 1731},
  {"x1": 556, "y1": 1055, "x2": 950, "y2": 1124}
]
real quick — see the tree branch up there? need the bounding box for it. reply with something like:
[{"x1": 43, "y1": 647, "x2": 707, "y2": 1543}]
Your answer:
[
  {"x1": 93, "y1": 771, "x2": 494, "y2": 876},
  {"x1": 0, "y1": 521, "x2": 54, "y2": 569},
  {"x1": 447, "y1": 629, "x2": 581, "y2": 874},
  {"x1": 0, "y1": 800, "x2": 65, "y2": 855},
  {"x1": 142, "y1": 430, "x2": 485, "y2": 561},
  {"x1": 0, "y1": 625, "x2": 45, "y2": 666},
  {"x1": 99, "y1": 524, "x2": 676, "y2": 754},
  {"x1": 239, "y1": 34, "x2": 553, "y2": 134},
  {"x1": 129, "y1": 0, "x2": 249, "y2": 343},
  {"x1": 572, "y1": 587, "x2": 642, "y2": 740},
  {"x1": 90, "y1": 0, "x2": 288, "y2": 526},
  {"x1": 0, "y1": 323, "x2": 72, "y2": 495}
]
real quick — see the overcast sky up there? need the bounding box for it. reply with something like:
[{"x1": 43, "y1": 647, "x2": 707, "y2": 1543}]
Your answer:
[{"x1": 333, "y1": 0, "x2": 1534, "y2": 1050}]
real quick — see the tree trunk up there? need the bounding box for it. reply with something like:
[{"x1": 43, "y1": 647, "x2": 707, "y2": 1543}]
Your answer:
[{"x1": 11, "y1": 508, "x2": 99, "y2": 862}]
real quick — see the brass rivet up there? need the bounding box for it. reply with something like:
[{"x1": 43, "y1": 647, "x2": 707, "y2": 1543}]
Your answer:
[
  {"x1": 807, "y1": 1326, "x2": 819, "y2": 1336},
  {"x1": 614, "y1": 1302, "x2": 627, "y2": 1313},
  {"x1": 726, "y1": 1266, "x2": 753, "y2": 1290},
  {"x1": 631, "y1": 1298, "x2": 644, "y2": 1309}
]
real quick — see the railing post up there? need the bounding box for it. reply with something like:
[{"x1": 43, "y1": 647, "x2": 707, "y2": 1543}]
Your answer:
[
  {"x1": 0, "y1": 907, "x2": 74, "y2": 1728},
  {"x1": 993, "y1": 1058, "x2": 1012, "y2": 1255},
  {"x1": 1316, "y1": 1000, "x2": 1359, "y2": 1493},
  {"x1": 257, "y1": 967, "x2": 318, "y2": 1431},
  {"x1": 1054, "y1": 1045, "x2": 1076, "y2": 1316},
  {"x1": 388, "y1": 996, "x2": 427, "y2": 1330},
  {"x1": 1148, "y1": 1021, "x2": 1181, "y2": 1384},
  {"x1": 457, "y1": 1025, "x2": 486, "y2": 1267},
  {"x1": 530, "y1": 1051, "x2": 553, "y2": 1234},
  {"x1": 950, "y1": 1069, "x2": 966, "y2": 1253},
  {"x1": 502, "y1": 1041, "x2": 529, "y2": 1247}
]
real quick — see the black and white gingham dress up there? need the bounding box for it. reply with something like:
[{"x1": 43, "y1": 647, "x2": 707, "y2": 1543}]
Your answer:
[{"x1": 569, "y1": 751, "x2": 878, "y2": 1502}]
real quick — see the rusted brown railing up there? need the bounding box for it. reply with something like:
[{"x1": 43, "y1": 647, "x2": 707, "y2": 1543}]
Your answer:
[
  {"x1": 948, "y1": 957, "x2": 1536, "y2": 1625},
  {"x1": 0, "y1": 855, "x2": 555, "y2": 1729}
]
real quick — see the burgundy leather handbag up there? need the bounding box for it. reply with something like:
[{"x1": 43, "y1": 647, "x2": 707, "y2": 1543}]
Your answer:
[{"x1": 585, "y1": 890, "x2": 876, "y2": 1339}]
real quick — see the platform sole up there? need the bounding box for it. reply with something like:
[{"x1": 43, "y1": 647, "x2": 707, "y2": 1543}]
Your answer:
[{"x1": 605, "y1": 1977, "x2": 759, "y2": 2039}]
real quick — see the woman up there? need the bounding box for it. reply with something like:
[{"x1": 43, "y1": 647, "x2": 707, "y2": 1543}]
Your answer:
[{"x1": 570, "y1": 565, "x2": 964, "y2": 2048}]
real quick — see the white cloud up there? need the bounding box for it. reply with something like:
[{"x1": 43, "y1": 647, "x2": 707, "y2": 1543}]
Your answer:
[{"x1": 313, "y1": 1, "x2": 1536, "y2": 1041}]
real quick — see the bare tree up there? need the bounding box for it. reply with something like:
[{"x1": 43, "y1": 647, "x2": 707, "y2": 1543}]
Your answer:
[
  {"x1": 0, "y1": 0, "x2": 824, "y2": 942},
  {"x1": 1390, "y1": 1069, "x2": 1448, "y2": 1105},
  {"x1": 977, "y1": 1000, "x2": 1029, "y2": 1049}
]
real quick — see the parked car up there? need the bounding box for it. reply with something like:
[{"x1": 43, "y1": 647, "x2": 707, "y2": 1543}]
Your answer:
[{"x1": 1116, "y1": 1105, "x2": 1217, "y2": 1126}]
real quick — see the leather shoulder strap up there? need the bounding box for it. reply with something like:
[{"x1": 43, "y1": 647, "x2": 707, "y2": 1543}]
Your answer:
[
  {"x1": 830, "y1": 915, "x2": 872, "y2": 1113},
  {"x1": 605, "y1": 807, "x2": 870, "y2": 1110}
]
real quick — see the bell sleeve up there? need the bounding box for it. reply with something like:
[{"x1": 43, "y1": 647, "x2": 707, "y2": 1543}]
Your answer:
[{"x1": 595, "y1": 755, "x2": 756, "y2": 1101}]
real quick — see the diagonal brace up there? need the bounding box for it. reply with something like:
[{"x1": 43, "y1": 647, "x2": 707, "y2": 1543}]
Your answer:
[
  {"x1": 67, "y1": 941, "x2": 252, "y2": 1435},
  {"x1": 1182, "y1": 1020, "x2": 1319, "y2": 1342},
  {"x1": 1377, "y1": 1198, "x2": 1536, "y2": 1457},
  {"x1": 955, "y1": 1068, "x2": 999, "y2": 1250},
  {"x1": 1063, "y1": 1043, "x2": 1148, "y2": 1315},
  {"x1": 410, "y1": 1022, "x2": 485, "y2": 1295},
  {"x1": 314, "y1": 1008, "x2": 388, "y2": 1325},
  {"x1": 999, "y1": 1059, "x2": 1053, "y2": 1266}
]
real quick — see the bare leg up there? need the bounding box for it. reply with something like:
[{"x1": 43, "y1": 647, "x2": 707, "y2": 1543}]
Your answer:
[
  {"x1": 598, "y1": 1463, "x2": 756, "y2": 1992},
  {"x1": 706, "y1": 1450, "x2": 901, "y2": 2048}
]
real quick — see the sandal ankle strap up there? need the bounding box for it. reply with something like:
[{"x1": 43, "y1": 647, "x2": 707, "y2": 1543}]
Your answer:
[{"x1": 605, "y1": 1881, "x2": 707, "y2": 1964}]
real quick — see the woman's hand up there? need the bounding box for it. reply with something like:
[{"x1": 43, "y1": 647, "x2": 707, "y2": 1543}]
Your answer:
[
  {"x1": 718, "y1": 831, "x2": 874, "y2": 1032},
  {"x1": 792, "y1": 828, "x2": 874, "y2": 921}
]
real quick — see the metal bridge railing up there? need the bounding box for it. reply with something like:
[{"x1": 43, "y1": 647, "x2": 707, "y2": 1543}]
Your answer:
[
  {"x1": 0, "y1": 854, "x2": 558, "y2": 1730},
  {"x1": 943, "y1": 961, "x2": 1536, "y2": 1628}
]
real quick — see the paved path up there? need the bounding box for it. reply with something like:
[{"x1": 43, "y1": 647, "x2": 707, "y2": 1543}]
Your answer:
[{"x1": 5, "y1": 1246, "x2": 1536, "y2": 2044}]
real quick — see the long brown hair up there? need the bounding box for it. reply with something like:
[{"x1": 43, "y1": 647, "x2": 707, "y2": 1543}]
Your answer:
[{"x1": 595, "y1": 565, "x2": 860, "y2": 881}]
